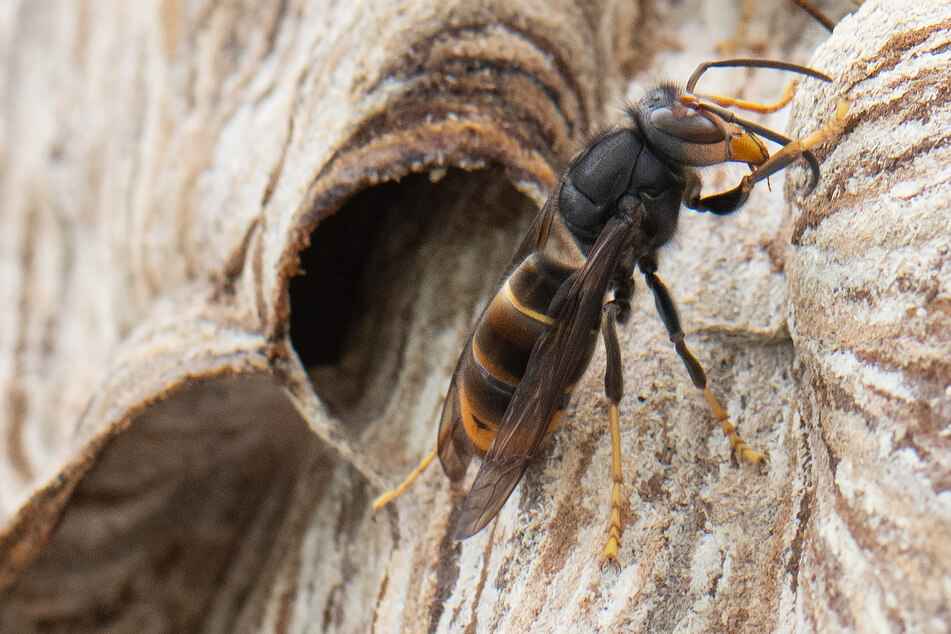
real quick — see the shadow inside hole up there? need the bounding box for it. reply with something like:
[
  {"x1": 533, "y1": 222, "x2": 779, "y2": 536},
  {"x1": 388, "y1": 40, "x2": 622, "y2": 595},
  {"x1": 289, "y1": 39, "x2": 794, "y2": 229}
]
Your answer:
[{"x1": 289, "y1": 168, "x2": 537, "y2": 435}]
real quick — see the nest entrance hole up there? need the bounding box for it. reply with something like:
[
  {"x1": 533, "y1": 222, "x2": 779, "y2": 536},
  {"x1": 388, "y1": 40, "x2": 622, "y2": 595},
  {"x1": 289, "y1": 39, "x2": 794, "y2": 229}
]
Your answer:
[{"x1": 288, "y1": 168, "x2": 537, "y2": 434}]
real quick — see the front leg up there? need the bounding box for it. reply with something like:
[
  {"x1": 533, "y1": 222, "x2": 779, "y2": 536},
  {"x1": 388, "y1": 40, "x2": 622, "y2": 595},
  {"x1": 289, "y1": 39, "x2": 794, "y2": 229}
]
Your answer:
[
  {"x1": 638, "y1": 253, "x2": 766, "y2": 469},
  {"x1": 685, "y1": 100, "x2": 849, "y2": 215}
]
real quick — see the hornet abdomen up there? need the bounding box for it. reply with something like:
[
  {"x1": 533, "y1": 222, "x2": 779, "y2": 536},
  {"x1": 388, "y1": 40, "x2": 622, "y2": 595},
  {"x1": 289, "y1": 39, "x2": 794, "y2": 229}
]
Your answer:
[
  {"x1": 437, "y1": 130, "x2": 652, "y2": 473},
  {"x1": 456, "y1": 249, "x2": 597, "y2": 456}
]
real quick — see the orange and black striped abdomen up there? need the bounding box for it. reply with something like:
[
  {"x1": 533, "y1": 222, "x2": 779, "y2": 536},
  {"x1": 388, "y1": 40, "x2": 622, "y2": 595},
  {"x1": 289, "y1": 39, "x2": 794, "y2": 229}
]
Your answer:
[{"x1": 456, "y1": 253, "x2": 592, "y2": 455}]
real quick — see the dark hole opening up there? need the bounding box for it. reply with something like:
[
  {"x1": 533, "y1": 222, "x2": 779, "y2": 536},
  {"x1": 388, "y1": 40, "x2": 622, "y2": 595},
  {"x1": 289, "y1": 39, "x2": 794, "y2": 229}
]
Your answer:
[
  {"x1": 289, "y1": 168, "x2": 536, "y2": 433},
  {"x1": 289, "y1": 190, "x2": 389, "y2": 367}
]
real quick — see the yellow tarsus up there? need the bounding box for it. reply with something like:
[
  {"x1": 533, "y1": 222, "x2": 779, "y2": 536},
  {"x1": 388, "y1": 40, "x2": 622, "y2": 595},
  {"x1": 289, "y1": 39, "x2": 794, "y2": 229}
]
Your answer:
[
  {"x1": 600, "y1": 403, "x2": 624, "y2": 572},
  {"x1": 371, "y1": 448, "x2": 438, "y2": 512},
  {"x1": 702, "y1": 388, "x2": 767, "y2": 471},
  {"x1": 802, "y1": 99, "x2": 851, "y2": 148}
]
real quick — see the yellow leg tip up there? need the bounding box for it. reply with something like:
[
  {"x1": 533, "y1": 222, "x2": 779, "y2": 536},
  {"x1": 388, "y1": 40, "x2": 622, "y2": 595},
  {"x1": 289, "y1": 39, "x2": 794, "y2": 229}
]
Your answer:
[
  {"x1": 835, "y1": 99, "x2": 851, "y2": 120},
  {"x1": 703, "y1": 388, "x2": 767, "y2": 474},
  {"x1": 740, "y1": 447, "x2": 768, "y2": 473},
  {"x1": 370, "y1": 494, "x2": 390, "y2": 514},
  {"x1": 729, "y1": 435, "x2": 768, "y2": 473},
  {"x1": 802, "y1": 100, "x2": 851, "y2": 149},
  {"x1": 370, "y1": 448, "x2": 438, "y2": 514},
  {"x1": 600, "y1": 540, "x2": 621, "y2": 573}
]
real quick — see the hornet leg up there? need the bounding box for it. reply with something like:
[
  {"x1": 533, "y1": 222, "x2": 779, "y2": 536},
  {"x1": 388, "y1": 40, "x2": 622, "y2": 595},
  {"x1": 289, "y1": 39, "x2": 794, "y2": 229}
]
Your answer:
[
  {"x1": 600, "y1": 301, "x2": 625, "y2": 571},
  {"x1": 371, "y1": 448, "x2": 438, "y2": 512},
  {"x1": 639, "y1": 254, "x2": 766, "y2": 470},
  {"x1": 686, "y1": 99, "x2": 849, "y2": 215}
]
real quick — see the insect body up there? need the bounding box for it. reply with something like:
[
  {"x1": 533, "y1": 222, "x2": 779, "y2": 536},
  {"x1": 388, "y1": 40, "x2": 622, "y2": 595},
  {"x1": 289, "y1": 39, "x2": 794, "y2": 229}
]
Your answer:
[{"x1": 373, "y1": 58, "x2": 848, "y2": 567}]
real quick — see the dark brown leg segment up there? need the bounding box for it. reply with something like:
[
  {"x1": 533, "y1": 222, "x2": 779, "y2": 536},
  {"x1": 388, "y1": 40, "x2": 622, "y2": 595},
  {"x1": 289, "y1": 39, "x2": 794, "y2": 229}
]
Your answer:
[{"x1": 639, "y1": 254, "x2": 766, "y2": 470}]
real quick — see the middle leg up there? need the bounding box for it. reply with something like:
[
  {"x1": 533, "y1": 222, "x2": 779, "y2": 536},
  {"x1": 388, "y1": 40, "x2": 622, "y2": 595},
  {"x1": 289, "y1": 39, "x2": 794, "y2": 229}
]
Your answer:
[{"x1": 639, "y1": 253, "x2": 766, "y2": 470}]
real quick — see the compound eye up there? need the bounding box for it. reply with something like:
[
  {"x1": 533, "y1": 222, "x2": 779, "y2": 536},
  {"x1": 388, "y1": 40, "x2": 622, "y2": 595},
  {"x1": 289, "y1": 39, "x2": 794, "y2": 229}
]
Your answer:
[{"x1": 649, "y1": 107, "x2": 724, "y2": 144}]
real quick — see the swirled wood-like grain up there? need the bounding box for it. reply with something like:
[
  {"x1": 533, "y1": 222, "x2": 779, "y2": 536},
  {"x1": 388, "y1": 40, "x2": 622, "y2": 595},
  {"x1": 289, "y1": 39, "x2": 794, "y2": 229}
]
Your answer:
[
  {"x1": 2, "y1": 0, "x2": 946, "y2": 631},
  {"x1": 786, "y1": 2, "x2": 951, "y2": 630}
]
